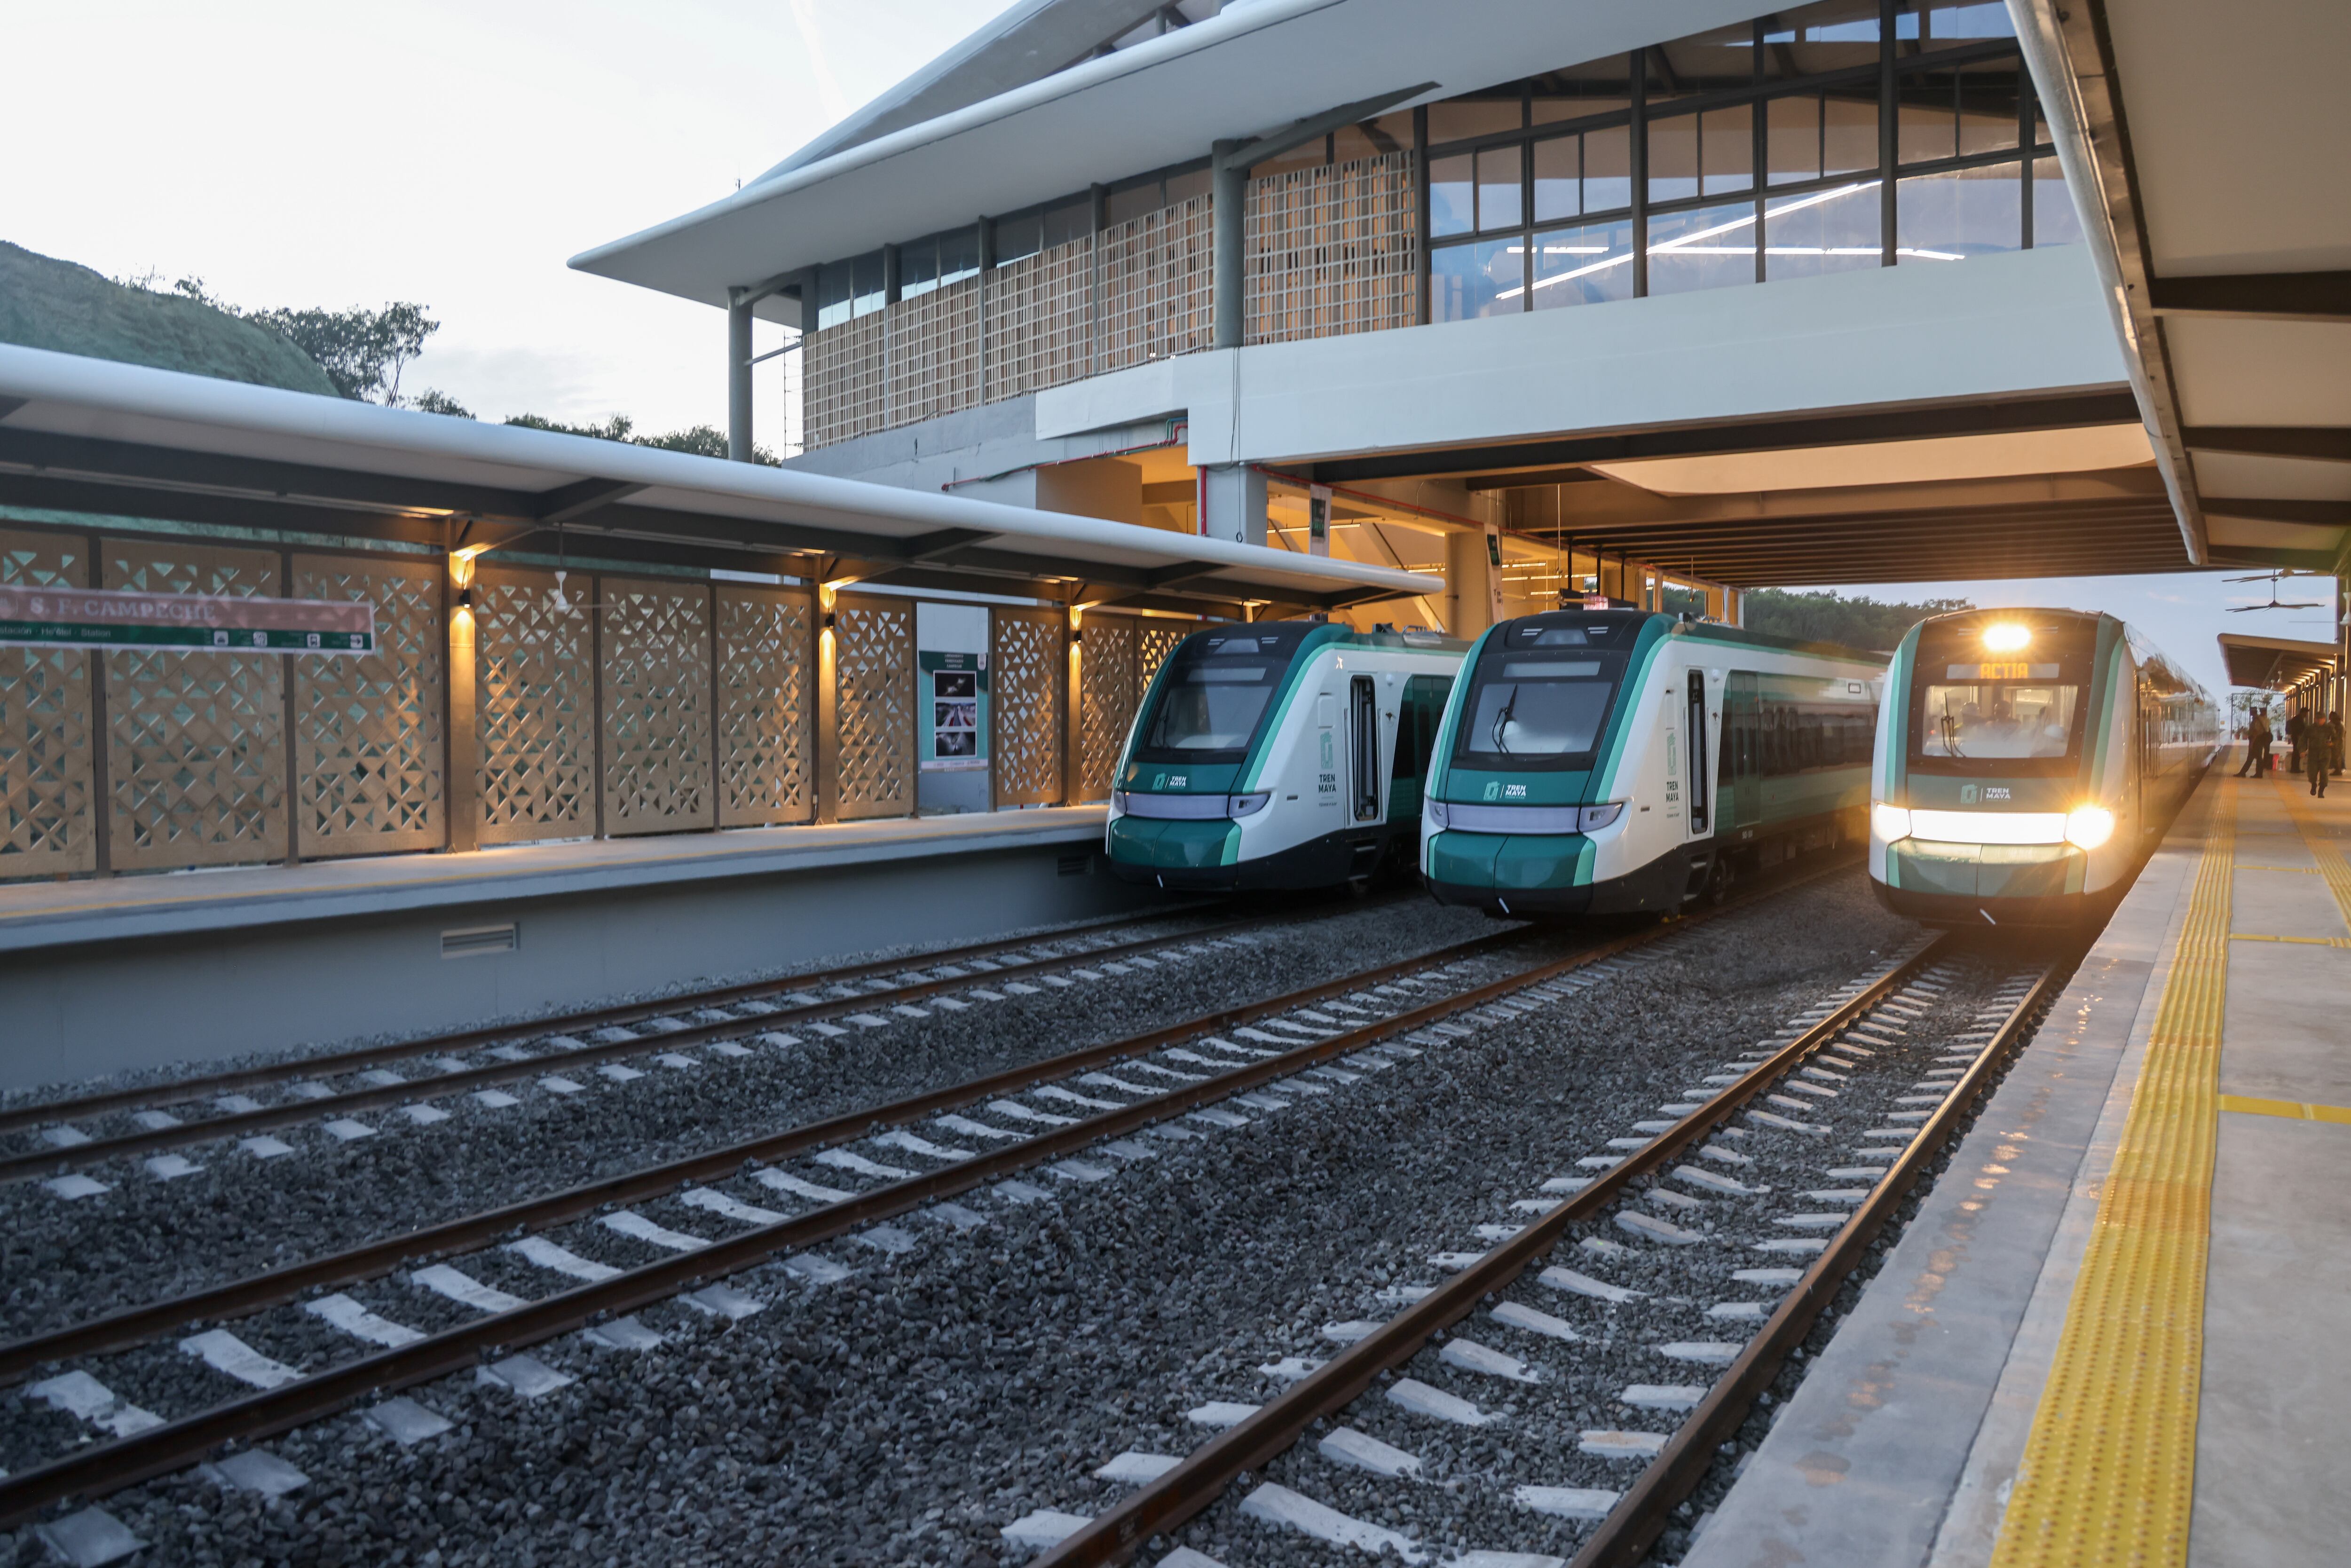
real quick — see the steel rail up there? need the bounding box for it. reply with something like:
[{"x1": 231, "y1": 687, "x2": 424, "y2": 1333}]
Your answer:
[
  {"x1": 1563, "y1": 950, "x2": 2073, "y2": 1568},
  {"x1": 1029, "y1": 929, "x2": 1950, "y2": 1568},
  {"x1": 0, "y1": 921, "x2": 1673, "y2": 1527},
  {"x1": 0, "y1": 899, "x2": 1268, "y2": 1140},
  {"x1": 0, "y1": 907, "x2": 1312, "y2": 1178},
  {"x1": 0, "y1": 923, "x2": 1550, "y2": 1391}
]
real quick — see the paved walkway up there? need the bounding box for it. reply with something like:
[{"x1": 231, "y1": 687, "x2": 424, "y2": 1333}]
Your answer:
[{"x1": 1687, "y1": 764, "x2": 2351, "y2": 1568}]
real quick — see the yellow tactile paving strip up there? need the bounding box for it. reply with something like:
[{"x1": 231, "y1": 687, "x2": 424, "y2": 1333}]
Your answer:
[
  {"x1": 2217, "y1": 1093, "x2": 2351, "y2": 1127},
  {"x1": 2229, "y1": 932, "x2": 2351, "y2": 949},
  {"x1": 1990, "y1": 781, "x2": 2233, "y2": 1568},
  {"x1": 2268, "y1": 774, "x2": 2351, "y2": 929}
]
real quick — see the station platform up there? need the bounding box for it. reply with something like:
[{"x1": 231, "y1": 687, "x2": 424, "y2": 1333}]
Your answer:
[
  {"x1": 0, "y1": 808, "x2": 1149, "y2": 1090},
  {"x1": 1687, "y1": 763, "x2": 2350, "y2": 1568}
]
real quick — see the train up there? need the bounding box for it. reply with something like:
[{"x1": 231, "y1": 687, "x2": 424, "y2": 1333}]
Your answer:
[
  {"x1": 1104, "y1": 621, "x2": 1469, "y2": 891},
  {"x1": 1868, "y1": 608, "x2": 2219, "y2": 927},
  {"x1": 1419, "y1": 607, "x2": 1886, "y2": 916}
]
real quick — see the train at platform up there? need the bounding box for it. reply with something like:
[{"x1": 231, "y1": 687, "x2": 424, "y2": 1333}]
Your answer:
[
  {"x1": 1419, "y1": 607, "x2": 1886, "y2": 917},
  {"x1": 1868, "y1": 608, "x2": 2220, "y2": 928},
  {"x1": 1104, "y1": 622, "x2": 1469, "y2": 891}
]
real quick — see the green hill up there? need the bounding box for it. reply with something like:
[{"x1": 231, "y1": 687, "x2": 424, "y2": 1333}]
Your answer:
[{"x1": 0, "y1": 241, "x2": 339, "y2": 396}]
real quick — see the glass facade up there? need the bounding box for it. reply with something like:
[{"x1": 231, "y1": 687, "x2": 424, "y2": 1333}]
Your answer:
[{"x1": 1424, "y1": 0, "x2": 2069, "y2": 317}]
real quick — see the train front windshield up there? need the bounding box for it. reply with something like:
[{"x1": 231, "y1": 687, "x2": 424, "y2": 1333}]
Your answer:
[
  {"x1": 1909, "y1": 626, "x2": 2092, "y2": 774},
  {"x1": 1133, "y1": 629, "x2": 1307, "y2": 764},
  {"x1": 1452, "y1": 622, "x2": 1629, "y2": 770}
]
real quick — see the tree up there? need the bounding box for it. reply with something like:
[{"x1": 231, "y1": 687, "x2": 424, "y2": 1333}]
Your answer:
[
  {"x1": 410, "y1": 388, "x2": 473, "y2": 418},
  {"x1": 1741, "y1": 588, "x2": 1972, "y2": 650},
  {"x1": 170, "y1": 278, "x2": 438, "y2": 404},
  {"x1": 506, "y1": 411, "x2": 779, "y2": 465}
]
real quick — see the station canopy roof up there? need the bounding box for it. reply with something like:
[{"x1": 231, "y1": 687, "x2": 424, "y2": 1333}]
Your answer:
[
  {"x1": 0, "y1": 345, "x2": 1437, "y2": 614},
  {"x1": 2018, "y1": 0, "x2": 2351, "y2": 577},
  {"x1": 569, "y1": 0, "x2": 1698, "y2": 322},
  {"x1": 2217, "y1": 632, "x2": 2341, "y2": 692}
]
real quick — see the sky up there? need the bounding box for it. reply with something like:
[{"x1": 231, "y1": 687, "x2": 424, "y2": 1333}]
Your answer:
[{"x1": 6, "y1": 1, "x2": 2331, "y2": 702}]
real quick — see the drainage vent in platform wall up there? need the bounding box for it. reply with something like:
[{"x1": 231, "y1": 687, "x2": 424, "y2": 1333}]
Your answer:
[{"x1": 441, "y1": 923, "x2": 519, "y2": 959}]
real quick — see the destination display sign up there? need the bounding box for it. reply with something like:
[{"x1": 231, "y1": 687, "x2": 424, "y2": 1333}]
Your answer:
[
  {"x1": 1945, "y1": 662, "x2": 2059, "y2": 681},
  {"x1": 0, "y1": 585, "x2": 376, "y2": 654}
]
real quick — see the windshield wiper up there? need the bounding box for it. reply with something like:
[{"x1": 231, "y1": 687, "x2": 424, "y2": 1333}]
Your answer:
[{"x1": 1491, "y1": 684, "x2": 1518, "y2": 756}]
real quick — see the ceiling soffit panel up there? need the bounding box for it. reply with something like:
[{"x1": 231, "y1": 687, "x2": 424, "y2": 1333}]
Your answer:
[
  {"x1": 2163, "y1": 316, "x2": 2351, "y2": 427},
  {"x1": 2190, "y1": 451, "x2": 2351, "y2": 502}
]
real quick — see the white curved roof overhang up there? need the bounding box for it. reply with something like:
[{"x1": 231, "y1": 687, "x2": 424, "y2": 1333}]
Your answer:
[
  {"x1": 569, "y1": 0, "x2": 1761, "y2": 322},
  {"x1": 0, "y1": 346, "x2": 1438, "y2": 611}
]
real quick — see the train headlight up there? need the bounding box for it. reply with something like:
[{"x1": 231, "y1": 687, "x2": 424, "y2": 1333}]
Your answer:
[
  {"x1": 1871, "y1": 801, "x2": 1913, "y2": 843},
  {"x1": 2064, "y1": 804, "x2": 2115, "y2": 850},
  {"x1": 1227, "y1": 791, "x2": 1271, "y2": 819},
  {"x1": 1111, "y1": 790, "x2": 1128, "y2": 814},
  {"x1": 1578, "y1": 803, "x2": 1625, "y2": 831},
  {"x1": 1983, "y1": 622, "x2": 2032, "y2": 653},
  {"x1": 1425, "y1": 799, "x2": 1450, "y2": 830}
]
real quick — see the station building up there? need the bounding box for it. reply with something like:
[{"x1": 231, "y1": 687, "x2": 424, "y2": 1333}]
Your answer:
[{"x1": 577, "y1": 0, "x2": 2295, "y2": 637}]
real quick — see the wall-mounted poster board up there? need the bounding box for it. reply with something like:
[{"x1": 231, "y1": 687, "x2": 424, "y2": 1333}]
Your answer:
[{"x1": 915, "y1": 600, "x2": 990, "y2": 813}]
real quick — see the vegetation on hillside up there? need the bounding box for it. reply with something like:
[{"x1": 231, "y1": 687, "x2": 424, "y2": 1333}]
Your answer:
[
  {"x1": 1741, "y1": 587, "x2": 1972, "y2": 650},
  {"x1": 0, "y1": 242, "x2": 338, "y2": 395}
]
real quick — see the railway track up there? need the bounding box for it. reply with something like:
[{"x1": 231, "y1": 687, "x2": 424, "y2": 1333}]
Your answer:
[
  {"x1": 1024, "y1": 929, "x2": 2069, "y2": 1567},
  {"x1": 0, "y1": 902, "x2": 1306, "y2": 1182},
  {"x1": 0, "y1": 859, "x2": 1853, "y2": 1532}
]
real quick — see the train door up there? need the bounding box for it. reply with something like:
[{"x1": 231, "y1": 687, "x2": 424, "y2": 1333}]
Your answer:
[
  {"x1": 1723, "y1": 671, "x2": 1762, "y2": 830},
  {"x1": 1685, "y1": 670, "x2": 1711, "y2": 838},
  {"x1": 1388, "y1": 674, "x2": 1450, "y2": 820},
  {"x1": 1348, "y1": 676, "x2": 1381, "y2": 823}
]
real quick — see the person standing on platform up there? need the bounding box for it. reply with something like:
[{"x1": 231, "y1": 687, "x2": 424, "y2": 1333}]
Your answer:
[
  {"x1": 2287, "y1": 709, "x2": 2307, "y2": 774},
  {"x1": 2310, "y1": 712, "x2": 2339, "y2": 798},
  {"x1": 2330, "y1": 711, "x2": 2345, "y2": 784},
  {"x1": 2238, "y1": 709, "x2": 2272, "y2": 777}
]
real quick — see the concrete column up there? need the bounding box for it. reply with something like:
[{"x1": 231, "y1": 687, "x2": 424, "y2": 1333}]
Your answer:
[
  {"x1": 446, "y1": 557, "x2": 480, "y2": 853},
  {"x1": 726, "y1": 292, "x2": 754, "y2": 462},
  {"x1": 1213, "y1": 141, "x2": 1246, "y2": 350},
  {"x1": 1445, "y1": 525, "x2": 1504, "y2": 639},
  {"x1": 1199, "y1": 463, "x2": 1267, "y2": 548}
]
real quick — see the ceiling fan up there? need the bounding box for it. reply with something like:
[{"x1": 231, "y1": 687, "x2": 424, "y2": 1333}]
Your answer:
[{"x1": 2224, "y1": 571, "x2": 2326, "y2": 612}]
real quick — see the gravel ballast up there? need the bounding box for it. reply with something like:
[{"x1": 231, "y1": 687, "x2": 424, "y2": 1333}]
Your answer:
[{"x1": 0, "y1": 863, "x2": 1942, "y2": 1568}]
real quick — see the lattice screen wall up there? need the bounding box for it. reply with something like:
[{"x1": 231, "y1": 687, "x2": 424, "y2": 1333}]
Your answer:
[
  {"x1": 0, "y1": 528, "x2": 95, "y2": 875},
  {"x1": 1101, "y1": 196, "x2": 1213, "y2": 372},
  {"x1": 992, "y1": 608, "x2": 1065, "y2": 807},
  {"x1": 715, "y1": 586, "x2": 813, "y2": 827},
  {"x1": 984, "y1": 237, "x2": 1095, "y2": 404},
  {"x1": 104, "y1": 540, "x2": 289, "y2": 869},
  {"x1": 1136, "y1": 622, "x2": 1191, "y2": 690},
  {"x1": 804, "y1": 312, "x2": 887, "y2": 452},
  {"x1": 473, "y1": 566, "x2": 596, "y2": 847},
  {"x1": 834, "y1": 595, "x2": 914, "y2": 820},
  {"x1": 601, "y1": 578, "x2": 715, "y2": 835},
  {"x1": 1077, "y1": 616, "x2": 1139, "y2": 803},
  {"x1": 887, "y1": 277, "x2": 983, "y2": 428},
  {"x1": 1247, "y1": 152, "x2": 1418, "y2": 346},
  {"x1": 292, "y1": 555, "x2": 444, "y2": 857}
]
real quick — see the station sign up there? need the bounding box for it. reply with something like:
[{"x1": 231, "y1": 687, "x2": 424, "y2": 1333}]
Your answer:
[{"x1": 0, "y1": 585, "x2": 376, "y2": 654}]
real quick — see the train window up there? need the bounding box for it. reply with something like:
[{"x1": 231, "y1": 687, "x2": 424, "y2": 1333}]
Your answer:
[
  {"x1": 1454, "y1": 651, "x2": 1624, "y2": 766},
  {"x1": 1916, "y1": 679, "x2": 2081, "y2": 761}
]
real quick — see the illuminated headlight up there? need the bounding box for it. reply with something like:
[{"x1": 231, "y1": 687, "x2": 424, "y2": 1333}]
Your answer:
[
  {"x1": 1578, "y1": 803, "x2": 1625, "y2": 831},
  {"x1": 1425, "y1": 799, "x2": 1450, "y2": 830},
  {"x1": 1227, "y1": 791, "x2": 1271, "y2": 819},
  {"x1": 1983, "y1": 622, "x2": 2032, "y2": 653},
  {"x1": 1111, "y1": 790, "x2": 1128, "y2": 814},
  {"x1": 1872, "y1": 801, "x2": 1913, "y2": 843},
  {"x1": 2064, "y1": 804, "x2": 2115, "y2": 850}
]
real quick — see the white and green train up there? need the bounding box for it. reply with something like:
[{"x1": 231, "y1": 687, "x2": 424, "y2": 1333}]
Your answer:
[
  {"x1": 1105, "y1": 622, "x2": 1467, "y2": 891},
  {"x1": 1869, "y1": 608, "x2": 2219, "y2": 927},
  {"x1": 1420, "y1": 608, "x2": 1885, "y2": 916}
]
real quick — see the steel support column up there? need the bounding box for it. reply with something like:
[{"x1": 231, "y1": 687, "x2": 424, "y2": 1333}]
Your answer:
[
  {"x1": 1212, "y1": 140, "x2": 1246, "y2": 350},
  {"x1": 726, "y1": 291, "x2": 754, "y2": 463}
]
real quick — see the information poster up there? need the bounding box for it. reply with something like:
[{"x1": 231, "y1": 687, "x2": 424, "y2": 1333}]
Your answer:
[
  {"x1": 918, "y1": 650, "x2": 990, "y2": 772},
  {"x1": 915, "y1": 599, "x2": 993, "y2": 815}
]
